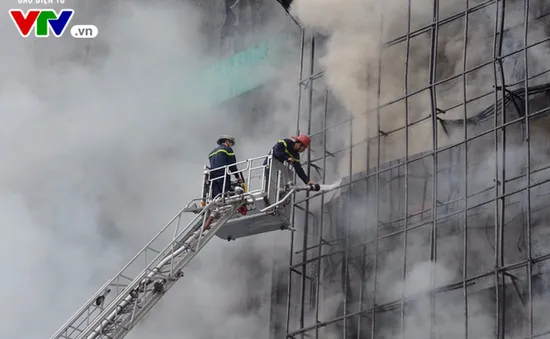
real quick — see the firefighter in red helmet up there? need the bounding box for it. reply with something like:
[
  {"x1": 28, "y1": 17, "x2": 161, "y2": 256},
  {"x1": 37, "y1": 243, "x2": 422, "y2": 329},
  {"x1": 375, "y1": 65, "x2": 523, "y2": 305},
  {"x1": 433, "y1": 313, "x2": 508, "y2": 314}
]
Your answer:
[{"x1": 264, "y1": 134, "x2": 315, "y2": 185}]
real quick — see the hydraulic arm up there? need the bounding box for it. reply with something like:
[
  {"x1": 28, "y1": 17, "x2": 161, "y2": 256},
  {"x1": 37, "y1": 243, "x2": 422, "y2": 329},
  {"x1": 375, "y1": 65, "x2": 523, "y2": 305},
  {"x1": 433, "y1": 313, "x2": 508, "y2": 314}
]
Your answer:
[
  {"x1": 48, "y1": 153, "x2": 322, "y2": 339},
  {"x1": 49, "y1": 195, "x2": 246, "y2": 339}
]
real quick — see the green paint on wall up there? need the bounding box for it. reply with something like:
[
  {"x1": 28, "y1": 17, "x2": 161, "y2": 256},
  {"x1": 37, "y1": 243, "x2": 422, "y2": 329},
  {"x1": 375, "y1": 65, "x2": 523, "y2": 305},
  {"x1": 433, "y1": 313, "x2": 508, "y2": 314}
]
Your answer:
[{"x1": 184, "y1": 39, "x2": 282, "y2": 110}]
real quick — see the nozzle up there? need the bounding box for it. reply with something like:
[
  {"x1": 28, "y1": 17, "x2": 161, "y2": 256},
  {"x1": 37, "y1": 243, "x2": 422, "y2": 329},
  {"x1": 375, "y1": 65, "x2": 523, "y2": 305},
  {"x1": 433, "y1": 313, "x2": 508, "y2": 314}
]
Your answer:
[
  {"x1": 296, "y1": 184, "x2": 321, "y2": 192},
  {"x1": 309, "y1": 184, "x2": 321, "y2": 192}
]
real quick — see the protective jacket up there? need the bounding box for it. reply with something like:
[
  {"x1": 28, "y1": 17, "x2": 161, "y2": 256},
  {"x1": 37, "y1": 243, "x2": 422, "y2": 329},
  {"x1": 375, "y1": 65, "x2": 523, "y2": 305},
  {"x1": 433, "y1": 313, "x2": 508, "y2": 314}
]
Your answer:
[
  {"x1": 209, "y1": 145, "x2": 237, "y2": 174},
  {"x1": 265, "y1": 138, "x2": 309, "y2": 184},
  {"x1": 208, "y1": 145, "x2": 238, "y2": 197}
]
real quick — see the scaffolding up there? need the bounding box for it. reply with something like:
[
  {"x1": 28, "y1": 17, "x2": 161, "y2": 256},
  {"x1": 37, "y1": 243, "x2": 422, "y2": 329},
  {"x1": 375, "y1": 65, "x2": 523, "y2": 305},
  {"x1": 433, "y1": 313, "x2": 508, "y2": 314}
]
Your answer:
[{"x1": 279, "y1": 1, "x2": 550, "y2": 339}]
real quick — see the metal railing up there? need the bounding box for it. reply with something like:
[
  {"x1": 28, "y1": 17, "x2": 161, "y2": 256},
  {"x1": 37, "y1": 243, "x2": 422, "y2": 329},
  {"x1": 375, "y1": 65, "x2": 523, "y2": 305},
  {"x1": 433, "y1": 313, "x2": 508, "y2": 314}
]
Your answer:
[
  {"x1": 50, "y1": 194, "x2": 247, "y2": 339},
  {"x1": 202, "y1": 154, "x2": 275, "y2": 201},
  {"x1": 49, "y1": 154, "x2": 300, "y2": 339}
]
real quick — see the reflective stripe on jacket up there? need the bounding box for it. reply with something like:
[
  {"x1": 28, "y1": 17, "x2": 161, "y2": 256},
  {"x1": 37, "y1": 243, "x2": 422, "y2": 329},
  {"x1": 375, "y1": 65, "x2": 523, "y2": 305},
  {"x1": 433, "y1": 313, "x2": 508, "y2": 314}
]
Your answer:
[
  {"x1": 209, "y1": 145, "x2": 238, "y2": 177},
  {"x1": 267, "y1": 138, "x2": 309, "y2": 184}
]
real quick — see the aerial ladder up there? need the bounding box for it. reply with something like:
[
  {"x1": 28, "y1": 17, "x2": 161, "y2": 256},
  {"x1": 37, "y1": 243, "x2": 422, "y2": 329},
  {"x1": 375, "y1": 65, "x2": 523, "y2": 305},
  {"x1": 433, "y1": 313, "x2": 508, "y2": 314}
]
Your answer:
[{"x1": 49, "y1": 154, "x2": 320, "y2": 339}]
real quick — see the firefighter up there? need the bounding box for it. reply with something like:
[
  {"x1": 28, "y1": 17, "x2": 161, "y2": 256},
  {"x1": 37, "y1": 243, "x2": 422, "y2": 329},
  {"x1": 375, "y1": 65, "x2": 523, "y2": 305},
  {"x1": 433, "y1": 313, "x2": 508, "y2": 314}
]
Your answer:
[
  {"x1": 265, "y1": 134, "x2": 315, "y2": 186},
  {"x1": 203, "y1": 135, "x2": 246, "y2": 232},
  {"x1": 208, "y1": 135, "x2": 243, "y2": 199}
]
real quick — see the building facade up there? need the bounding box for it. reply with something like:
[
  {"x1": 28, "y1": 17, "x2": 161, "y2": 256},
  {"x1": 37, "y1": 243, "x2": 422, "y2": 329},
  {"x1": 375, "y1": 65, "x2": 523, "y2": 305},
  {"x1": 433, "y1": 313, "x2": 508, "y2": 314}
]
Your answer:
[
  {"x1": 71, "y1": 1, "x2": 550, "y2": 338},
  {"x1": 272, "y1": 1, "x2": 550, "y2": 339}
]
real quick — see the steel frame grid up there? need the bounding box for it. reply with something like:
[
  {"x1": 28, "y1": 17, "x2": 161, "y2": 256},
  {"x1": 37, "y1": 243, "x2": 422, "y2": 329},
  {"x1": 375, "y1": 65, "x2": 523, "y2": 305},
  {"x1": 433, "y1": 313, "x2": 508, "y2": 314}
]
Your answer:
[{"x1": 281, "y1": 1, "x2": 550, "y2": 339}]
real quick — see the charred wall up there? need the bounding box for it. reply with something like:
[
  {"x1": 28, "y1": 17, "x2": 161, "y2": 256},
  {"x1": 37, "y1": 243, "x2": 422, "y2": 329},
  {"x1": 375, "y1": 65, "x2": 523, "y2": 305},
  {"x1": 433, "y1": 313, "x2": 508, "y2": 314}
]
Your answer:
[
  {"x1": 273, "y1": 84, "x2": 550, "y2": 339},
  {"x1": 271, "y1": 1, "x2": 550, "y2": 338}
]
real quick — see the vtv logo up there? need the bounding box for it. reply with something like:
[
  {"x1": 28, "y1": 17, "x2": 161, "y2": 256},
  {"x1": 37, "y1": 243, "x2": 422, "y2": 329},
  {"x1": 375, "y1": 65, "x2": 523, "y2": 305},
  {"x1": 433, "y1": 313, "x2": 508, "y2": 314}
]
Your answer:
[{"x1": 9, "y1": 9, "x2": 74, "y2": 38}]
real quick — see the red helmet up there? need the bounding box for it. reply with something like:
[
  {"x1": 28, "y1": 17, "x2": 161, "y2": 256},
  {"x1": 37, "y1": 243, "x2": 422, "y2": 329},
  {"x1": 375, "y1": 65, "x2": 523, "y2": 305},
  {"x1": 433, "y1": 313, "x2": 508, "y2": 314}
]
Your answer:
[{"x1": 292, "y1": 134, "x2": 311, "y2": 148}]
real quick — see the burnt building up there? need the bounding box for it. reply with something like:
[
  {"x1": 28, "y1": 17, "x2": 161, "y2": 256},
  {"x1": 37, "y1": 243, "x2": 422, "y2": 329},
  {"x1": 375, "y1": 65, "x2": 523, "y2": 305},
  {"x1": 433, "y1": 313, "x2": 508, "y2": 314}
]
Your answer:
[{"x1": 270, "y1": 2, "x2": 550, "y2": 339}]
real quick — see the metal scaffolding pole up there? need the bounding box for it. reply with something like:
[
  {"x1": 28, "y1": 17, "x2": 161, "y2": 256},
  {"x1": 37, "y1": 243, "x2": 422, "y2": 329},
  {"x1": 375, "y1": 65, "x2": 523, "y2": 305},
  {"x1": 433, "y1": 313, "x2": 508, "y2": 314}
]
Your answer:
[{"x1": 283, "y1": 1, "x2": 550, "y2": 339}]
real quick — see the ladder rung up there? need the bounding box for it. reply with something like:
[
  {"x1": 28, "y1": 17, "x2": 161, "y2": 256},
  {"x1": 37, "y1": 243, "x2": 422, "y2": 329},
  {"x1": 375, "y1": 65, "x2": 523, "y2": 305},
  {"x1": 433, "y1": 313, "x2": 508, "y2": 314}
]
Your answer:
[
  {"x1": 107, "y1": 283, "x2": 128, "y2": 289},
  {"x1": 67, "y1": 325, "x2": 82, "y2": 332},
  {"x1": 146, "y1": 246, "x2": 161, "y2": 254},
  {"x1": 119, "y1": 274, "x2": 133, "y2": 281}
]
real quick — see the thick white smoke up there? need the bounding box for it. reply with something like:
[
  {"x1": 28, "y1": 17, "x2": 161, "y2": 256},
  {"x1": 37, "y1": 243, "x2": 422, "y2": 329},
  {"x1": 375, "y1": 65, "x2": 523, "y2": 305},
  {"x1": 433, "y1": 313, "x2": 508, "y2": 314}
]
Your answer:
[
  {"x1": 284, "y1": 1, "x2": 550, "y2": 338},
  {"x1": 292, "y1": 0, "x2": 550, "y2": 174}
]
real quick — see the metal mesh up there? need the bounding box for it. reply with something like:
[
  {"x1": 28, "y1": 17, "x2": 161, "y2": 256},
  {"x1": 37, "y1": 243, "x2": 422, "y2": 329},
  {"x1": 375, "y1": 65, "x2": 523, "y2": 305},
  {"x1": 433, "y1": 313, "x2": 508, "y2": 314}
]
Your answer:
[{"x1": 281, "y1": 1, "x2": 550, "y2": 339}]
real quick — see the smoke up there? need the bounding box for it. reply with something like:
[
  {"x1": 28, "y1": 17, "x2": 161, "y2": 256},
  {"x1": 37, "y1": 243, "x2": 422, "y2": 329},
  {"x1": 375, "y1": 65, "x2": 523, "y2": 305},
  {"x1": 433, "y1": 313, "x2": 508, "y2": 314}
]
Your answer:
[
  {"x1": 305, "y1": 100, "x2": 550, "y2": 339},
  {"x1": 292, "y1": 0, "x2": 550, "y2": 175},
  {"x1": 279, "y1": 2, "x2": 550, "y2": 338},
  {"x1": 291, "y1": 0, "x2": 377, "y2": 116},
  {"x1": 0, "y1": 0, "x2": 300, "y2": 338}
]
